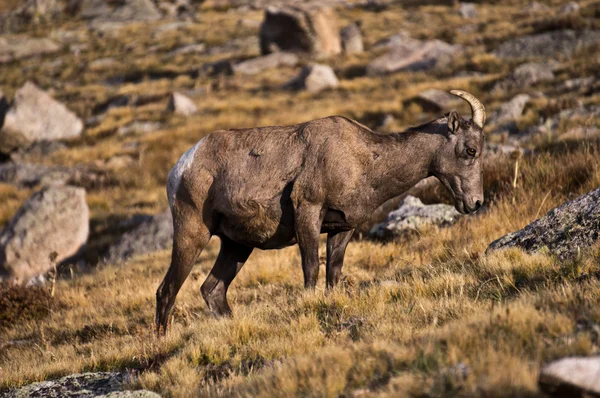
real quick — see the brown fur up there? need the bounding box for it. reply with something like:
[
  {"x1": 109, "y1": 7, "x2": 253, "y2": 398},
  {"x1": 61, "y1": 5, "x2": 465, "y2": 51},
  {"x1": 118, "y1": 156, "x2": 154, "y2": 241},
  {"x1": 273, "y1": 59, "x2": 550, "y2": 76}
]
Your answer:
[{"x1": 156, "y1": 111, "x2": 485, "y2": 334}]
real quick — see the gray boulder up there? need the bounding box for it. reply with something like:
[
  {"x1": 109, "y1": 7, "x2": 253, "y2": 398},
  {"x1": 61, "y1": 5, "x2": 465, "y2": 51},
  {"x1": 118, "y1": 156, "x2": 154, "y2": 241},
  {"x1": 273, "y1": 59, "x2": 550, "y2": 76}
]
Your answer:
[
  {"x1": 0, "y1": 35, "x2": 61, "y2": 64},
  {"x1": 0, "y1": 186, "x2": 89, "y2": 284},
  {"x1": 233, "y1": 52, "x2": 298, "y2": 75},
  {"x1": 341, "y1": 23, "x2": 364, "y2": 54},
  {"x1": 4, "y1": 372, "x2": 160, "y2": 397},
  {"x1": 491, "y1": 94, "x2": 530, "y2": 122},
  {"x1": 104, "y1": 210, "x2": 173, "y2": 264},
  {"x1": 285, "y1": 64, "x2": 339, "y2": 93},
  {"x1": 370, "y1": 195, "x2": 461, "y2": 239},
  {"x1": 367, "y1": 38, "x2": 460, "y2": 76},
  {"x1": 166, "y1": 92, "x2": 197, "y2": 116},
  {"x1": 259, "y1": 4, "x2": 341, "y2": 57},
  {"x1": 539, "y1": 356, "x2": 600, "y2": 397},
  {"x1": 494, "y1": 30, "x2": 600, "y2": 59},
  {"x1": 487, "y1": 187, "x2": 600, "y2": 259},
  {"x1": 0, "y1": 82, "x2": 83, "y2": 153},
  {"x1": 493, "y1": 62, "x2": 555, "y2": 92}
]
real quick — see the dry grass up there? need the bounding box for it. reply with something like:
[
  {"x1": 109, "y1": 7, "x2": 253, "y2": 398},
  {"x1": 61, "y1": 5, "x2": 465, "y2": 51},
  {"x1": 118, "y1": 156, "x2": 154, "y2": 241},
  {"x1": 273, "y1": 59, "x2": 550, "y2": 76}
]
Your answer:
[{"x1": 0, "y1": 0, "x2": 599, "y2": 396}]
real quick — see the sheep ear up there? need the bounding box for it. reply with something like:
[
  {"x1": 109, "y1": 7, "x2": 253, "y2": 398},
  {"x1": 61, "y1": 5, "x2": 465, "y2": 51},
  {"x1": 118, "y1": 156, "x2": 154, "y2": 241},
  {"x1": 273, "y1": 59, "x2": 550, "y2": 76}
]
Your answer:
[{"x1": 447, "y1": 111, "x2": 460, "y2": 135}]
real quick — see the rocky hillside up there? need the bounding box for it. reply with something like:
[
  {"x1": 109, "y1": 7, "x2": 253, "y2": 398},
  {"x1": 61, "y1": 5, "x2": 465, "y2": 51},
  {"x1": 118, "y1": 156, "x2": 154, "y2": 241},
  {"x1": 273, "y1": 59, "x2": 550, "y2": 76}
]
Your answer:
[{"x1": 0, "y1": 0, "x2": 599, "y2": 397}]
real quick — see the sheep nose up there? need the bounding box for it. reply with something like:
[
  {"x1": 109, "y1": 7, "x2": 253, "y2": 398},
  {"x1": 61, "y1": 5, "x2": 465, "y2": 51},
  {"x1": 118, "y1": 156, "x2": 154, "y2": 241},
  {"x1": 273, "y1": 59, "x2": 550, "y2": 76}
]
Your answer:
[{"x1": 474, "y1": 200, "x2": 482, "y2": 210}]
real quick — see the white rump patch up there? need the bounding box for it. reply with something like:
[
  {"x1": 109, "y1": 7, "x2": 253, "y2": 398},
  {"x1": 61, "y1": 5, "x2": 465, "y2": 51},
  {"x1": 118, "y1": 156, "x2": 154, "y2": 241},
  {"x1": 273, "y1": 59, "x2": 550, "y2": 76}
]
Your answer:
[{"x1": 167, "y1": 138, "x2": 205, "y2": 210}]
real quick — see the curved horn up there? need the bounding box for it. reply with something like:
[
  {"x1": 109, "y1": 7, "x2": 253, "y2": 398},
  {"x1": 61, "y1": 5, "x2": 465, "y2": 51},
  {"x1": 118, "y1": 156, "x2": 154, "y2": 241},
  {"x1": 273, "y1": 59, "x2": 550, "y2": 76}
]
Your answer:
[{"x1": 450, "y1": 90, "x2": 486, "y2": 128}]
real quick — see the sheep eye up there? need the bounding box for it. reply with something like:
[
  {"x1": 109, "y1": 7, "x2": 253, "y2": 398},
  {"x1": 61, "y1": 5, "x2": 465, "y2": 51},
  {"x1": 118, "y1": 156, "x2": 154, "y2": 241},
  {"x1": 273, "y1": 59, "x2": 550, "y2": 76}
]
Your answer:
[{"x1": 466, "y1": 148, "x2": 476, "y2": 157}]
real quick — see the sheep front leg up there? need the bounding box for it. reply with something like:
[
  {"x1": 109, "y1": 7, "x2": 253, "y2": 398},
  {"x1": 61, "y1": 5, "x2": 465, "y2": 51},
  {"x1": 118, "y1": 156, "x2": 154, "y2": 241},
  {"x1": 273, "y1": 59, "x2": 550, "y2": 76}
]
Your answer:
[{"x1": 295, "y1": 205, "x2": 323, "y2": 289}]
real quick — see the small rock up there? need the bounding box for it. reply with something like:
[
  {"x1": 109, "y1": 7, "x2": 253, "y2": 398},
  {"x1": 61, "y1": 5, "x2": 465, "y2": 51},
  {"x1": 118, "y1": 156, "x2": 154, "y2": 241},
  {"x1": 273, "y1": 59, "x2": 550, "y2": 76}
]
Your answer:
[
  {"x1": 3, "y1": 372, "x2": 161, "y2": 398},
  {"x1": 285, "y1": 64, "x2": 339, "y2": 93},
  {"x1": 104, "y1": 210, "x2": 173, "y2": 264},
  {"x1": 167, "y1": 43, "x2": 205, "y2": 57},
  {"x1": 166, "y1": 92, "x2": 197, "y2": 116},
  {"x1": 490, "y1": 94, "x2": 530, "y2": 126},
  {"x1": 367, "y1": 39, "x2": 460, "y2": 76},
  {"x1": 88, "y1": 57, "x2": 120, "y2": 72},
  {"x1": 487, "y1": 186, "x2": 600, "y2": 259},
  {"x1": 260, "y1": 4, "x2": 341, "y2": 57},
  {"x1": 117, "y1": 121, "x2": 162, "y2": 136},
  {"x1": 458, "y1": 3, "x2": 477, "y2": 18},
  {"x1": 408, "y1": 88, "x2": 462, "y2": 113},
  {"x1": 494, "y1": 30, "x2": 600, "y2": 59},
  {"x1": 233, "y1": 52, "x2": 298, "y2": 75},
  {"x1": 558, "y1": 1, "x2": 580, "y2": 15},
  {"x1": 0, "y1": 186, "x2": 89, "y2": 284},
  {"x1": 0, "y1": 82, "x2": 83, "y2": 153},
  {"x1": 0, "y1": 35, "x2": 61, "y2": 64},
  {"x1": 369, "y1": 195, "x2": 461, "y2": 239},
  {"x1": 539, "y1": 356, "x2": 600, "y2": 397},
  {"x1": 523, "y1": 1, "x2": 551, "y2": 14},
  {"x1": 341, "y1": 23, "x2": 364, "y2": 54},
  {"x1": 559, "y1": 76, "x2": 595, "y2": 92},
  {"x1": 493, "y1": 62, "x2": 555, "y2": 92}
]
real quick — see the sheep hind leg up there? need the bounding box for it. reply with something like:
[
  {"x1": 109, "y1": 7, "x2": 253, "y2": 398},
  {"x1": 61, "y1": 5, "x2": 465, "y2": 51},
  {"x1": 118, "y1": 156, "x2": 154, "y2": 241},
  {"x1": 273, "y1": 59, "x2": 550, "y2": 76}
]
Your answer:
[
  {"x1": 201, "y1": 237, "x2": 253, "y2": 317},
  {"x1": 326, "y1": 229, "x2": 354, "y2": 289},
  {"x1": 156, "y1": 209, "x2": 210, "y2": 336}
]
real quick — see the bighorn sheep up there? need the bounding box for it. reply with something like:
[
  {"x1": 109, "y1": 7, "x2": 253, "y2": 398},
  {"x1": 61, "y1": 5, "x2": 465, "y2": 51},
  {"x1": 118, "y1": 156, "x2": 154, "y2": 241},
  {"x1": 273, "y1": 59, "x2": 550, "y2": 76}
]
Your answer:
[{"x1": 156, "y1": 90, "x2": 486, "y2": 334}]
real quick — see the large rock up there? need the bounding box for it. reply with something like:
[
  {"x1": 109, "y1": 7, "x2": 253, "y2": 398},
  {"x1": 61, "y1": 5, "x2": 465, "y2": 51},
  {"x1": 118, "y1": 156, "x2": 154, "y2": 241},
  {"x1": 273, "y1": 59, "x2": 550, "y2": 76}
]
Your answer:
[
  {"x1": 367, "y1": 38, "x2": 460, "y2": 76},
  {"x1": 233, "y1": 52, "x2": 298, "y2": 75},
  {"x1": 259, "y1": 4, "x2": 341, "y2": 57},
  {"x1": 341, "y1": 23, "x2": 364, "y2": 54},
  {"x1": 166, "y1": 92, "x2": 197, "y2": 116},
  {"x1": 104, "y1": 210, "x2": 173, "y2": 264},
  {"x1": 0, "y1": 82, "x2": 83, "y2": 153},
  {"x1": 285, "y1": 64, "x2": 339, "y2": 93},
  {"x1": 369, "y1": 195, "x2": 461, "y2": 239},
  {"x1": 71, "y1": 0, "x2": 162, "y2": 22},
  {"x1": 0, "y1": 186, "x2": 89, "y2": 284},
  {"x1": 539, "y1": 356, "x2": 600, "y2": 397},
  {"x1": 0, "y1": 36, "x2": 61, "y2": 64},
  {"x1": 494, "y1": 30, "x2": 600, "y2": 59},
  {"x1": 487, "y1": 187, "x2": 600, "y2": 259},
  {"x1": 4, "y1": 372, "x2": 160, "y2": 397},
  {"x1": 493, "y1": 62, "x2": 555, "y2": 92}
]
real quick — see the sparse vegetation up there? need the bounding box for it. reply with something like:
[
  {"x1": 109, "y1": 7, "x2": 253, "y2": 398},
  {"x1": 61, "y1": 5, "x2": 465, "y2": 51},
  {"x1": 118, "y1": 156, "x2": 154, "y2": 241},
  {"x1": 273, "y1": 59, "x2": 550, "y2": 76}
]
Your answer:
[{"x1": 0, "y1": 0, "x2": 599, "y2": 396}]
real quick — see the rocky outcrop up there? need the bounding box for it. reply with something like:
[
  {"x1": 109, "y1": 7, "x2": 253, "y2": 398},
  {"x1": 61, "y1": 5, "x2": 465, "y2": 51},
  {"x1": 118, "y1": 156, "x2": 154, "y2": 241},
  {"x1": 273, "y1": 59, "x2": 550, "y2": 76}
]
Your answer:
[
  {"x1": 0, "y1": 36, "x2": 61, "y2": 64},
  {"x1": 369, "y1": 196, "x2": 461, "y2": 239},
  {"x1": 341, "y1": 23, "x2": 364, "y2": 54},
  {"x1": 104, "y1": 210, "x2": 173, "y2": 264},
  {"x1": 367, "y1": 37, "x2": 460, "y2": 76},
  {"x1": 487, "y1": 187, "x2": 600, "y2": 259},
  {"x1": 4, "y1": 372, "x2": 160, "y2": 397},
  {"x1": 259, "y1": 4, "x2": 341, "y2": 57},
  {"x1": 0, "y1": 82, "x2": 83, "y2": 153},
  {"x1": 494, "y1": 30, "x2": 600, "y2": 59},
  {"x1": 233, "y1": 52, "x2": 298, "y2": 75},
  {"x1": 0, "y1": 186, "x2": 89, "y2": 284},
  {"x1": 538, "y1": 356, "x2": 600, "y2": 397},
  {"x1": 166, "y1": 92, "x2": 197, "y2": 116},
  {"x1": 285, "y1": 64, "x2": 339, "y2": 93}
]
